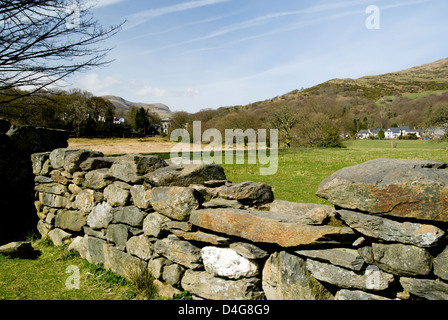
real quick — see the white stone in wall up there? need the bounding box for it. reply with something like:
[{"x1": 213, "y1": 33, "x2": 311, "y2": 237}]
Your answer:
[
  {"x1": 201, "y1": 246, "x2": 259, "y2": 280},
  {"x1": 87, "y1": 202, "x2": 113, "y2": 229}
]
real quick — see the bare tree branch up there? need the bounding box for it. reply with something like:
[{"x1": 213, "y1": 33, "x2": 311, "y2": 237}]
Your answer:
[{"x1": 0, "y1": 0, "x2": 125, "y2": 104}]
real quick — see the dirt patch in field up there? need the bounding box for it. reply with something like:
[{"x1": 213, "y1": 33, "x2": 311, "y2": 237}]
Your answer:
[
  {"x1": 68, "y1": 136, "x2": 181, "y2": 155},
  {"x1": 68, "y1": 136, "x2": 264, "y2": 156}
]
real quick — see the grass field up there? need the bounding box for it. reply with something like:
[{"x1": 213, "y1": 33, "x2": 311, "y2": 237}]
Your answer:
[
  {"x1": 1, "y1": 139, "x2": 446, "y2": 300},
  {"x1": 152, "y1": 139, "x2": 447, "y2": 205},
  {"x1": 221, "y1": 139, "x2": 447, "y2": 204},
  {"x1": 72, "y1": 138, "x2": 448, "y2": 204}
]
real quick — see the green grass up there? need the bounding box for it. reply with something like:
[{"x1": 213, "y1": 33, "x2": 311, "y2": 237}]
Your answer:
[
  {"x1": 403, "y1": 89, "x2": 448, "y2": 99},
  {"x1": 378, "y1": 90, "x2": 448, "y2": 104},
  {"x1": 0, "y1": 238, "x2": 193, "y2": 300},
  {"x1": 0, "y1": 239, "x2": 144, "y2": 300},
  {"x1": 156, "y1": 139, "x2": 447, "y2": 205},
  {"x1": 220, "y1": 140, "x2": 448, "y2": 204}
]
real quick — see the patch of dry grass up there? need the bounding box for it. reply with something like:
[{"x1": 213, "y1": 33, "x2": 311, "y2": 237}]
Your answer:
[{"x1": 68, "y1": 136, "x2": 180, "y2": 155}]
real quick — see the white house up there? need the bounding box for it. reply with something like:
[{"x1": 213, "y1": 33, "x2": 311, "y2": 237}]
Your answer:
[
  {"x1": 385, "y1": 126, "x2": 423, "y2": 139},
  {"x1": 385, "y1": 128, "x2": 401, "y2": 139},
  {"x1": 370, "y1": 128, "x2": 381, "y2": 137},
  {"x1": 356, "y1": 130, "x2": 372, "y2": 139},
  {"x1": 114, "y1": 117, "x2": 126, "y2": 125}
]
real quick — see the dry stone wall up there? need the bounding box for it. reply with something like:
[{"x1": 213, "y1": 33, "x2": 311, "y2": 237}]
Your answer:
[{"x1": 32, "y1": 150, "x2": 448, "y2": 300}]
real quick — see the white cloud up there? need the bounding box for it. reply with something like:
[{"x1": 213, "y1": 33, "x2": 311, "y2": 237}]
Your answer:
[
  {"x1": 131, "y1": 80, "x2": 199, "y2": 99},
  {"x1": 133, "y1": 85, "x2": 169, "y2": 98},
  {"x1": 72, "y1": 75, "x2": 200, "y2": 101},
  {"x1": 75, "y1": 73, "x2": 121, "y2": 95},
  {"x1": 87, "y1": 0, "x2": 129, "y2": 8},
  {"x1": 185, "y1": 88, "x2": 200, "y2": 96}
]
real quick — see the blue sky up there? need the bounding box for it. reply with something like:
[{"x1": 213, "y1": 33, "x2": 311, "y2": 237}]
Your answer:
[{"x1": 70, "y1": 0, "x2": 448, "y2": 113}]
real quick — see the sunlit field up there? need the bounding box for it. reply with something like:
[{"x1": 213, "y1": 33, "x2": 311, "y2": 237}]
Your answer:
[
  {"x1": 220, "y1": 139, "x2": 448, "y2": 205},
  {"x1": 71, "y1": 138, "x2": 447, "y2": 205}
]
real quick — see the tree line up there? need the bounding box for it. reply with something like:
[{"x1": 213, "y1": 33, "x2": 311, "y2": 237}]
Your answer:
[
  {"x1": 166, "y1": 90, "x2": 448, "y2": 148},
  {"x1": 0, "y1": 88, "x2": 161, "y2": 138}
]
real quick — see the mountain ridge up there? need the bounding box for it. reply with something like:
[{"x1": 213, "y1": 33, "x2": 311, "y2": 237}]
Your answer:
[
  {"x1": 277, "y1": 57, "x2": 448, "y2": 102},
  {"x1": 102, "y1": 95, "x2": 172, "y2": 119}
]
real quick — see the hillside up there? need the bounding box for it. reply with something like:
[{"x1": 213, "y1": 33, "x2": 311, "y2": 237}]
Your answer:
[
  {"x1": 102, "y1": 95, "x2": 172, "y2": 119},
  {"x1": 188, "y1": 57, "x2": 448, "y2": 147},
  {"x1": 281, "y1": 58, "x2": 448, "y2": 102}
]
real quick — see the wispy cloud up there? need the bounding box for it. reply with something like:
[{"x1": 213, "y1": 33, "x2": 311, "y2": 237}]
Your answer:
[
  {"x1": 177, "y1": 9, "x2": 365, "y2": 56},
  {"x1": 145, "y1": 0, "x2": 372, "y2": 54},
  {"x1": 87, "y1": 0, "x2": 129, "y2": 8},
  {"x1": 195, "y1": 0, "x2": 380, "y2": 40},
  {"x1": 74, "y1": 73, "x2": 200, "y2": 99},
  {"x1": 120, "y1": 14, "x2": 230, "y2": 44},
  {"x1": 167, "y1": 0, "x2": 432, "y2": 56},
  {"x1": 381, "y1": 0, "x2": 431, "y2": 10},
  {"x1": 124, "y1": 0, "x2": 231, "y2": 30}
]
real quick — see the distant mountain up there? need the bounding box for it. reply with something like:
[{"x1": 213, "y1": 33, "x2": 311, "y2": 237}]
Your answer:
[{"x1": 102, "y1": 95, "x2": 172, "y2": 119}]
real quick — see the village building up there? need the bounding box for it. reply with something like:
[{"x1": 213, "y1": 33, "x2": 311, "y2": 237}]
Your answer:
[
  {"x1": 356, "y1": 130, "x2": 372, "y2": 140},
  {"x1": 161, "y1": 118, "x2": 172, "y2": 134},
  {"x1": 357, "y1": 126, "x2": 422, "y2": 140}
]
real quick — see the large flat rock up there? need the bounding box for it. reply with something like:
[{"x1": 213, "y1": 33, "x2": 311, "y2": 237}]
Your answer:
[
  {"x1": 145, "y1": 162, "x2": 226, "y2": 187},
  {"x1": 336, "y1": 209, "x2": 445, "y2": 247},
  {"x1": 316, "y1": 159, "x2": 448, "y2": 222},
  {"x1": 269, "y1": 200, "x2": 334, "y2": 225},
  {"x1": 110, "y1": 154, "x2": 167, "y2": 183},
  {"x1": 189, "y1": 208, "x2": 354, "y2": 248},
  {"x1": 217, "y1": 181, "x2": 274, "y2": 206}
]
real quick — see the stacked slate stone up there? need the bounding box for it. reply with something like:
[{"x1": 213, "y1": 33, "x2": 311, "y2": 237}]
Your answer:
[
  {"x1": 32, "y1": 150, "x2": 448, "y2": 300},
  {"x1": 32, "y1": 148, "x2": 272, "y2": 299},
  {"x1": 315, "y1": 159, "x2": 448, "y2": 300}
]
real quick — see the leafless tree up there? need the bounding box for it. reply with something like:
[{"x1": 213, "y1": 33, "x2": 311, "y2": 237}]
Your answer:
[
  {"x1": 0, "y1": 0, "x2": 124, "y2": 103},
  {"x1": 269, "y1": 104, "x2": 299, "y2": 148}
]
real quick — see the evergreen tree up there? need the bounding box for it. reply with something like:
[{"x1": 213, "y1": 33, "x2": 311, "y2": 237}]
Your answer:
[
  {"x1": 104, "y1": 104, "x2": 115, "y2": 136},
  {"x1": 134, "y1": 107, "x2": 150, "y2": 135}
]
